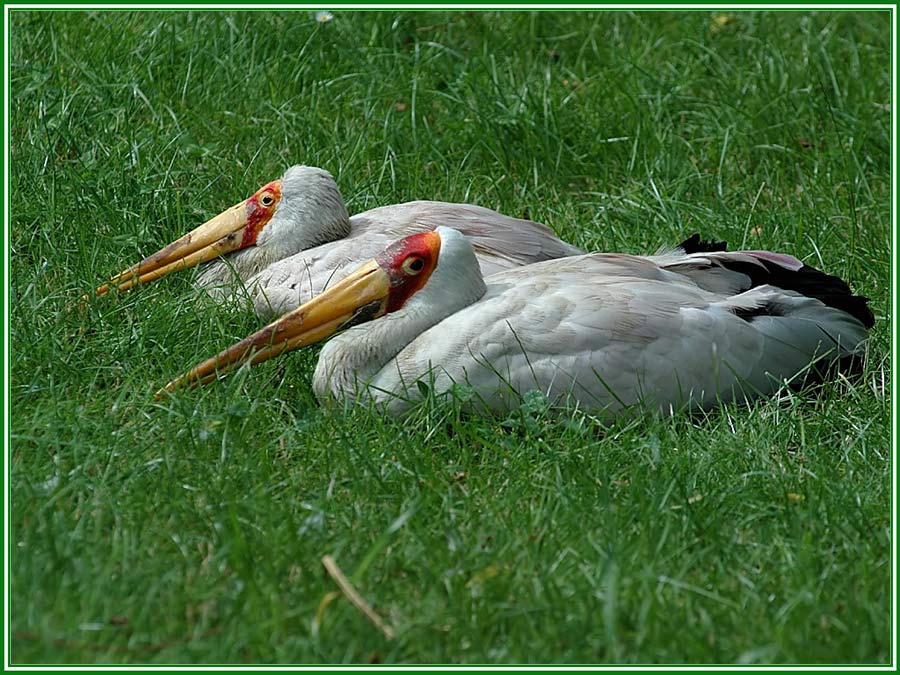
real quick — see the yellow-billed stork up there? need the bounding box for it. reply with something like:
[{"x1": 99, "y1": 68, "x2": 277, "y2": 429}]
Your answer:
[
  {"x1": 91, "y1": 165, "x2": 583, "y2": 318},
  {"x1": 159, "y1": 227, "x2": 873, "y2": 417}
]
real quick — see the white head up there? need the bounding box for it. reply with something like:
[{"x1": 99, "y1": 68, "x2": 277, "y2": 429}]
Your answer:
[
  {"x1": 94, "y1": 164, "x2": 352, "y2": 298},
  {"x1": 256, "y1": 165, "x2": 351, "y2": 256},
  {"x1": 311, "y1": 225, "x2": 487, "y2": 397},
  {"x1": 198, "y1": 165, "x2": 351, "y2": 292},
  {"x1": 398, "y1": 226, "x2": 486, "y2": 316}
]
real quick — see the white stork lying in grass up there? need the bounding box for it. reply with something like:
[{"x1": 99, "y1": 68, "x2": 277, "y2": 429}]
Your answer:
[
  {"x1": 90, "y1": 165, "x2": 583, "y2": 318},
  {"x1": 160, "y1": 227, "x2": 873, "y2": 418}
]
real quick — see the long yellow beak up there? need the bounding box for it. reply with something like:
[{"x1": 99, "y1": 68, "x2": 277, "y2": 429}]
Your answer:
[
  {"x1": 89, "y1": 202, "x2": 251, "y2": 298},
  {"x1": 87, "y1": 180, "x2": 281, "y2": 299},
  {"x1": 157, "y1": 259, "x2": 391, "y2": 396}
]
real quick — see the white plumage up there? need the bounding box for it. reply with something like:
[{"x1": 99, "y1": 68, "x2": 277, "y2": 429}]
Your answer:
[
  {"x1": 164, "y1": 227, "x2": 873, "y2": 419},
  {"x1": 96, "y1": 164, "x2": 582, "y2": 315},
  {"x1": 234, "y1": 196, "x2": 584, "y2": 318}
]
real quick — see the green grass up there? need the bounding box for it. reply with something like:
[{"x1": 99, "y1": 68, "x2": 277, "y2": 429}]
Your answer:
[{"x1": 9, "y1": 9, "x2": 892, "y2": 665}]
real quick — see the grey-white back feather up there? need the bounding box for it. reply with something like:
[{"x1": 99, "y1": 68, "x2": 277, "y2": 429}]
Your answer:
[
  {"x1": 242, "y1": 200, "x2": 581, "y2": 318},
  {"x1": 312, "y1": 244, "x2": 870, "y2": 417}
]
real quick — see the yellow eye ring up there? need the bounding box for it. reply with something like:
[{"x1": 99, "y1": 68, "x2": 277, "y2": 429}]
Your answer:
[
  {"x1": 402, "y1": 255, "x2": 425, "y2": 275},
  {"x1": 259, "y1": 192, "x2": 275, "y2": 207}
]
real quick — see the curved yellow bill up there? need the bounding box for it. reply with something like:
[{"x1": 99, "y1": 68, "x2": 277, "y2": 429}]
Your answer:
[
  {"x1": 86, "y1": 179, "x2": 281, "y2": 300},
  {"x1": 89, "y1": 202, "x2": 251, "y2": 299},
  {"x1": 157, "y1": 259, "x2": 391, "y2": 397}
]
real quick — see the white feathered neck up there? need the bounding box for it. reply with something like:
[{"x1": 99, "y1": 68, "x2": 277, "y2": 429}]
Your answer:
[
  {"x1": 313, "y1": 227, "x2": 488, "y2": 402},
  {"x1": 197, "y1": 165, "x2": 351, "y2": 297}
]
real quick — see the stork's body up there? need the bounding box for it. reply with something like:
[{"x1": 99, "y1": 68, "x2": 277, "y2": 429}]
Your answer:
[
  {"x1": 165, "y1": 228, "x2": 873, "y2": 419},
  {"x1": 223, "y1": 198, "x2": 583, "y2": 318},
  {"x1": 94, "y1": 165, "x2": 582, "y2": 316}
]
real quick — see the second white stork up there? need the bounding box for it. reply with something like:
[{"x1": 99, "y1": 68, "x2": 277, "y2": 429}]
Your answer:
[
  {"x1": 160, "y1": 227, "x2": 874, "y2": 418},
  {"x1": 91, "y1": 165, "x2": 583, "y2": 317}
]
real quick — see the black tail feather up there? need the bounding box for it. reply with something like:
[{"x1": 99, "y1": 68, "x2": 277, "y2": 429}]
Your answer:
[
  {"x1": 678, "y1": 233, "x2": 728, "y2": 254},
  {"x1": 677, "y1": 233, "x2": 874, "y2": 329},
  {"x1": 720, "y1": 259, "x2": 875, "y2": 329}
]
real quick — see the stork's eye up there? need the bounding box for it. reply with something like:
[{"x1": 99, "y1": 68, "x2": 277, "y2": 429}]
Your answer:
[
  {"x1": 260, "y1": 192, "x2": 275, "y2": 207},
  {"x1": 402, "y1": 255, "x2": 425, "y2": 275}
]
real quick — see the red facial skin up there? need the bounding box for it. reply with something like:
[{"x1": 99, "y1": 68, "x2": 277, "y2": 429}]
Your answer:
[
  {"x1": 375, "y1": 230, "x2": 442, "y2": 312},
  {"x1": 241, "y1": 180, "x2": 282, "y2": 247}
]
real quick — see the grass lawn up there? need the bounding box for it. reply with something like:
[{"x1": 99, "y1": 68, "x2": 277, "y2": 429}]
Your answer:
[{"x1": 8, "y1": 9, "x2": 893, "y2": 665}]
